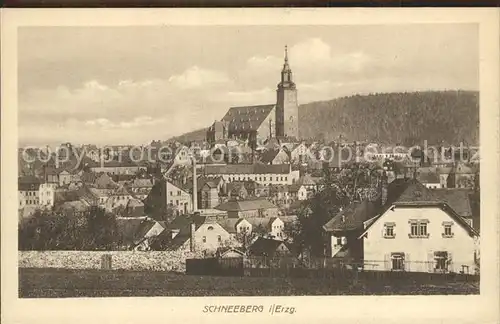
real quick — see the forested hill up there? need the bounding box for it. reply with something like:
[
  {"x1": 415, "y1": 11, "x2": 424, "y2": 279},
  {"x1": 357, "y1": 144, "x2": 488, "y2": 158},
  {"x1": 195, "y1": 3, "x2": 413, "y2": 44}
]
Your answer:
[{"x1": 298, "y1": 90, "x2": 479, "y2": 145}]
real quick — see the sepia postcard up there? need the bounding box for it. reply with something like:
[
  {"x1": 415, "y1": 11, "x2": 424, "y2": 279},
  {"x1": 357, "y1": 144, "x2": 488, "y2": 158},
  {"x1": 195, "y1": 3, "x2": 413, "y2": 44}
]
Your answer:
[{"x1": 1, "y1": 8, "x2": 499, "y2": 324}]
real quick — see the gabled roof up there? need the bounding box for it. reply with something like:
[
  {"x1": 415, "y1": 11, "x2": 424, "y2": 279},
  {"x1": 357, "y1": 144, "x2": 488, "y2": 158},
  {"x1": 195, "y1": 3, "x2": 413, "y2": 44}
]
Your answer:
[
  {"x1": 323, "y1": 200, "x2": 380, "y2": 232},
  {"x1": 260, "y1": 149, "x2": 284, "y2": 164},
  {"x1": 215, "y1": 198, "x2": 277, "y2": 212},
  {"x1": 358, "y1": 178, "x2": 479, "y2": 238},
  {"x1": 248, "y1": 237, "x2": 288, "y2": 256},
  {"x1": 112, "y1": 185, "x2": 131, "y2": 196},
  {"x1": 296, "y1": 174, "x2": 317, "y2": 186},
  {"x1": 222, "y1": 104, "x2": 275, "y2": 132},
  {"x1": 216, "y1": 218, "x2": 248, "y2": 234}
]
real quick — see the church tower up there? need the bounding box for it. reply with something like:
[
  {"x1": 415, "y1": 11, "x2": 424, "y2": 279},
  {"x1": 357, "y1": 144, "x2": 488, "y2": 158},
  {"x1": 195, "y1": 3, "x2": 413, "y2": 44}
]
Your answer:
[{"x1": 275, "y1": 45, "x2": 299, "y2": 140}]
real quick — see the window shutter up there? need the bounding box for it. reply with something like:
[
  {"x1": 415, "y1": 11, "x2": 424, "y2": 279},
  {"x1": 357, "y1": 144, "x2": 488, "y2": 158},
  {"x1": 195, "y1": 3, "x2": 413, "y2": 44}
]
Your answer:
[
  {"x1": 427, "y1": 251, "x2": 434, "y2": 272},
  {"x1": 405, "y1": 253, "x2": 410, "y2": 272},
  {"x1": 384, "y1": 253, "x2": 390, "y2": 270},
  {"x1": 448, "y1": 252, "x2": 453, "y2": 273}
]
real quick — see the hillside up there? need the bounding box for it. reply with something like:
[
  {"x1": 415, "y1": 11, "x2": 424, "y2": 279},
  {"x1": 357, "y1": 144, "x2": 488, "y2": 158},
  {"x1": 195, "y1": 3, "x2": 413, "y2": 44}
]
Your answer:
[
  {"x1": 298, "y1": 90, "x2": 479, "y2": 145},
  {"x1": 167, "y1": 127, "x2": 208, "y2": 143},
  {"x1": 169, "y1": 91, "x2": 479, "y2": 145}
]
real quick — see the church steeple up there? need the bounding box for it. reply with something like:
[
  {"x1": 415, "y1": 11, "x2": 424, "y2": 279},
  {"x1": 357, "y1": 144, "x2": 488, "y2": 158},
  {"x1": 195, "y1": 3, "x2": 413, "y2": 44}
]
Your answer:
[
  {"x1": 280, "y1": 45, "x2": 294, "y2": 87},
  {"x1": 275, "y1": 44, "x2": 299, "y2": 140}
]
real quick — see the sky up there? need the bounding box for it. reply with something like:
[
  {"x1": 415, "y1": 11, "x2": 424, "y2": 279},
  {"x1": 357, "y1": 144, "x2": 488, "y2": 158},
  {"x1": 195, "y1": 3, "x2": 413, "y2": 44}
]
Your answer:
[{"x1": 18, "y1": 24, "x2": 478, "y2": 147}]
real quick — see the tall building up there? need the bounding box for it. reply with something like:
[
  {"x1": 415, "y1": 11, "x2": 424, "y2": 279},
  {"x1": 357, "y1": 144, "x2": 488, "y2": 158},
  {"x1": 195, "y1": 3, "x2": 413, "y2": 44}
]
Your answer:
[
  {"x1": 208, "y1": 46, "x2": 300, "y2": 147},
  {"x1": 275, "y1": 45, "x2": 299, "y2": 140}
]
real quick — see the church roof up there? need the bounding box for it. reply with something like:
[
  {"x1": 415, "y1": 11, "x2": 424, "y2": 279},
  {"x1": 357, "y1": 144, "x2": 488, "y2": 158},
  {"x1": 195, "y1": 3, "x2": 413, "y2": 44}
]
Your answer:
[{"x1": 222, "y1": 104, "x2": 275, "y2": 132}]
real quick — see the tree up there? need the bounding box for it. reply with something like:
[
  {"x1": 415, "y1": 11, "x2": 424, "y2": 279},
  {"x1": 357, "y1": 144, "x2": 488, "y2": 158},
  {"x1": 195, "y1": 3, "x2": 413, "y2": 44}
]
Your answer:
[
  {"x1": 18, "y1": 206, "x2": 121, "y2": 251},
  {"x1": 291, "y1": 165, "x2": 375, "y2": 257}
]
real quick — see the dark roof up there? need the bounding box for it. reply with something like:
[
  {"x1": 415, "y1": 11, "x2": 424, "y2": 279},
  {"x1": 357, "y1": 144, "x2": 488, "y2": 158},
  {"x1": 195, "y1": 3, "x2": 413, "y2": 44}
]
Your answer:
[
  {"x1": 429, "y1": 189, "x2": 473, "y2": 218},
  {"x1": 260, "y1": 149, "x2": 281, "y2": 164},
  {"x1": 359, "y1": 178, "x2": 479, "y2": 238},
  {"x1": 248, "y1": 237, "x2": 288, "y2": 256},
  {"x1": 222, "y1": 104, "x2": 275, "y2": 132},
  {"x1": 204, "y1": 163, "x2": 290, "y2": 175},
  {"x1": 18, "y1": 176, "x2": 41, "y2": 191},
  {"x1": 387, "y1": 178, "x2": 440, "y2": 206},
  {"x1": 215, "y1": 198, "x2": 277, "y2": 212},
  {"x1": 417, "y1": 171, "x2": 440, "y2": 184},
  {"x1": 323, "y1": 200, "x2": 380, "y2": 232}
]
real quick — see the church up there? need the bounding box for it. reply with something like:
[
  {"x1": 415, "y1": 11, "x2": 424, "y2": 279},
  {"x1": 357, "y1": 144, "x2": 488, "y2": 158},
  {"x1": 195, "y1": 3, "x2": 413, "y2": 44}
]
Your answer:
[{"x1": 207, "y1": 46, "x2": 299, "y2": 148}]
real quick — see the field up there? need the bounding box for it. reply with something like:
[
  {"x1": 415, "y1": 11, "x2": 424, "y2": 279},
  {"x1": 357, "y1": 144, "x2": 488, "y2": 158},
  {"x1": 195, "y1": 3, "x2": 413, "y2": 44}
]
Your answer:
[{"x1": 19, "y1": 268, "x2": 479, "y2": 297}]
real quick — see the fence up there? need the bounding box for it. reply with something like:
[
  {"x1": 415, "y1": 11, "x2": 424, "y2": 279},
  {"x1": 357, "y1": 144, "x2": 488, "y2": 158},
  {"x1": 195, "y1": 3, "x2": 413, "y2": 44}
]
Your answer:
[{"x1": 186, "y1": 256, "x2": 480, "y2": 281}]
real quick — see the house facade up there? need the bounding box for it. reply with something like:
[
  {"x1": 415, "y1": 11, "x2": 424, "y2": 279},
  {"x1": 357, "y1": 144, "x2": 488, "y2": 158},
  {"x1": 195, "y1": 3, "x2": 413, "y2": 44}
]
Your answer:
[
  {"x1": 361, "y1": 204, "x2": 479, "y2": 274},
  {"x1": 356, "y1": 179, "x2": 480, "y2": 274},
  {"x1": 204, "y1": 164, "x2": 299, "y2": 186},
  {"x1": 39, "y1": 183, "x2": 57, "y2": 208}
]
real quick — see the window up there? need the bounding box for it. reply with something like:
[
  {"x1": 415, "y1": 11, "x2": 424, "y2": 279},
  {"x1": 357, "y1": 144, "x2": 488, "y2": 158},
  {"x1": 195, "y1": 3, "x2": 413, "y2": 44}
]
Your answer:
[
  {"x1": 169, "y1": 191, "x2": 173, "y2": 196},
  {"x1": 176, "y1": 200, "x2": 179, "y2": 205},
  {"x1": 285, "y1": 177, "x2": 288, "y2": 181},
  {"x1": 202, "y1": 236, "x2": 207, "y2": 243},
  {"x1": 409, "y1": 220, "x2": 429, "y2": 238},
  {"x1": 270, "y1": 177, "x2": 273, "y2": 181},
  {"x1": 207, "y1": 226, "x2": 214, "y2": 231},
  {"x1": 434, "y1": 251, "x2": 449, "y2": 272},
  {"x1": 336, "y1": 237, "x2": 342, "y2": 246},
  {"x1": 384, "y1": 222, "x2": 395, "y2": 238},
  {"x1": 218, "y1": 235, "x2": 222, "y2": 242},
  {"x1": 177, "y1": 190, "x2": 181, "y2": 196},
  {"x1": 263, "y1": 177, "x2": 266, "y2": 181},
  {"x1": 442, "y1": 222, "x2": 454, "y2": 238},
  {"x1": 391, "y1": 253, "x2": 405, "y2": 271}
]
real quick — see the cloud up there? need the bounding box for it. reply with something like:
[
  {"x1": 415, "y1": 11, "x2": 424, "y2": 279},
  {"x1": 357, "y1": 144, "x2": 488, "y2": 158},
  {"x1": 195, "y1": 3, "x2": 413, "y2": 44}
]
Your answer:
[
  {"x1": 168, "y1": 66, "x2": 230, "y2": 89},
  {"x1": 243, "y1": 38, "x2": 376, "y2": 85}
]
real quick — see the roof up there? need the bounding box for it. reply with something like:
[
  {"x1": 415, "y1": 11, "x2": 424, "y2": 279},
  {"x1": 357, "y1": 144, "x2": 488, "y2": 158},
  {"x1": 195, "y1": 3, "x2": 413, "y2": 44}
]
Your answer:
[
  {"x1": 429, "y1": 189, "x2": 473, "y2": 218},
  {"x1": 222, "y1": 104, "x2": 275, "y2": 132},
  {"x1": 205, "y1": 163, "x2": 290, "y2": 175},
  {"x1": 296, "y1": 174, "x2": 317, "y2": 186},
  {"x1": 246, "y1": 216, "x2": 275, "y2": 230},
  {"x1": 416, "y1": 170, "x2": 441, "y2": 184},
  {"x1": 359, "y1": 178, "x2": 479, "y2": 238},
  {"x1": 323, "y1": 200, "x2": 380, "y2": 232},
  {"x1": 215, "y1": 198, "x2": 277, "y2": 212},
  {"x1": 248, "y1": 237, "x2": 288, "y2": 256},
  {"x1": 18, "y1": 176, "x2": 41, "y2": 191},
  {"x1": 216, "y1": 218, "x2": 245, "y2": 234},
  {"x1": 260, "y1": 149, "x2": 282, "y2": 164}
]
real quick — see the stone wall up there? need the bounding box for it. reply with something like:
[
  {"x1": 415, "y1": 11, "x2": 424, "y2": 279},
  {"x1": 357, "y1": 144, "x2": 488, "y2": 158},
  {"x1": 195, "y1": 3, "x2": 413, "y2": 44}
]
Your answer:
[{"x1": 18, "y1": 250, "x2": 200, "y2": 272}]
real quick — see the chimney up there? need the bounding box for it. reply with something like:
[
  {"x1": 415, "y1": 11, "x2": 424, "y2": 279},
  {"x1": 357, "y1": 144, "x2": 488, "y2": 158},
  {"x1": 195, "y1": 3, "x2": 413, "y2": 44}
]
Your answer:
[
  {"x1": 190, "y1": 222, "x2": 196, "y2": 252},
  {"x1": 192, "y1": 158, "x2": 198, "y2": 212}
]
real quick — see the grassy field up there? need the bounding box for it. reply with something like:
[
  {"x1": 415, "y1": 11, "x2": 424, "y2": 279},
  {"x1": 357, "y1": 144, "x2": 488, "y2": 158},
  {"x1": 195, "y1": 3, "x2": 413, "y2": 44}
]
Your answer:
[{"x1": 19, "y1": 268, "x2": 479, "y2": 298}]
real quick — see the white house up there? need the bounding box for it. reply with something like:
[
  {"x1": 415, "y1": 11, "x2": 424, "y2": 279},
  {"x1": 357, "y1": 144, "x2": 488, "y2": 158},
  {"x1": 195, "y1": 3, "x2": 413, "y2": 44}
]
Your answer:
[
  {"x1": 359, "y1": 179, "x2": 479, "y2": 274},
  {"x1": 39, "y1": 183, "x2": 57, "y2": 208},
  {"x1": 204, "y1": 164, "x2": 299, "y2": 186}
]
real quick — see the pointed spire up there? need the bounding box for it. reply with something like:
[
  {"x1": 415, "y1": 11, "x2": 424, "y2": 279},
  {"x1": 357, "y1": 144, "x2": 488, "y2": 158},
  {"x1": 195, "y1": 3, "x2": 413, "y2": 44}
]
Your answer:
[{"x1": 282, "y1": 44, "x2": 291, "y2": 72}]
